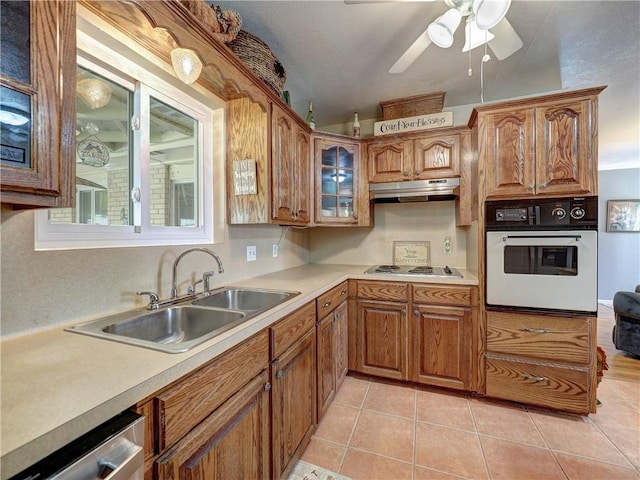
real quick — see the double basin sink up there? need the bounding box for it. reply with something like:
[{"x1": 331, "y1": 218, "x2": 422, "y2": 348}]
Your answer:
[{"x1": 66, "y1": 287, "x2": 300, "y2": 353}]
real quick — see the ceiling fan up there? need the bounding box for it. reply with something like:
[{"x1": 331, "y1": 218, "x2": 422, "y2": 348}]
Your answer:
[{"x1": 369, "y1": 0, "x2": 524, "y2": 73}]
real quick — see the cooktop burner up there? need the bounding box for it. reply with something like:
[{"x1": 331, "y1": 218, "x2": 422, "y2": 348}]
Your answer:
[{"x1": 364, "y1": 265, "x2": 462, "y2": 278}]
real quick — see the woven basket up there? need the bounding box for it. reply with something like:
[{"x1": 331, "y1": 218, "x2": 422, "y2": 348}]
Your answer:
[
  {"x1": 229, "y1": 30, "x2": 286, "y2": 96},
  {"x1": 181, "y1": 0, "x2": 242, "y2": 43}
]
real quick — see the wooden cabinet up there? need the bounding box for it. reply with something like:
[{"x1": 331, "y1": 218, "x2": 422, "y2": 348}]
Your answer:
[
  {"x1": 312, "y1": 132, "x2": 370, "y2": 226},
  {"x1": 472, "y1": 86, "x2": 605, "y2": 199},
  {"x1": 316, "y1": 282, "x2": 349, "y2": 419},
  {"x1": 0, "y1": 0, "x2": 76, "y2": 207},
  {"x1": 272, "y1": 104, "x2": 310, "y2": 225},
  {"x1": 352, "y1": 281, "x2": 477, "y2": 389},
  {"x1": 411, "y1": 285, "x2": 475, "y2": 390},
  {"x1": 156, "y1": 371, "x2": 271, "y2": 480},
  {"x1": 367, "y1": 130, "x2": 463, "y2": 183},
  {"x1": 485, "y1": 310, "x2": 596, "y2": 414},
  {"x1": 270, "y1": 302, "x2": 317, "y2": 480},
  {"x1": 353, "y1": 281, "x2": 410, "y2": 381},
  {"x1": 134, "y1": 331, "x2": 270, "y2": 479}
]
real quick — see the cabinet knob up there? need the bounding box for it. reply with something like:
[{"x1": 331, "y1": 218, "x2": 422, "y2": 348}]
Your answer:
[
  {"x1": 414, "y1": 310, "x2": 419, "y2": 316},
  {"x1": 323, "y1": 301, "x2": 332, "y2": 308},
  {"x1": 265, "y1": 381, "x2": 272, "y2": 392},
  {"x1": 340, "y1": 289, "x2": 347, "y2": 296},
  {"x1": 415, "y1": 170, "x2": 420, "y2": 176},
  {"x1": 276, "y1": 370, "x2": 284, "y2": 380},
  {"x1": 522, "y1": 373, "x2": 547, "y2": 382},
  {"x1": 538, "y1": 182, "x2": 547, "y2": 189},
  {"x1": 527, "y1": 183, "x2": 535, "y2": 191},
  {"x1": 403, "y1": 171, "x2": 410, "y2": 177},
  {"x1": 353, "y1": 213, "x2": 358, "y2": 220}
]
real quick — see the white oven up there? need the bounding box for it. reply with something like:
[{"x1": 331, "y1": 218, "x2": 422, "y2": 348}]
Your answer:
[{"x1": 485, "y1": 197, "x2": 598, "y2": 314}]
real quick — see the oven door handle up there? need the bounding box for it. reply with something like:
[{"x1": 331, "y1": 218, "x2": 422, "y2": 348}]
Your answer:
[{"x1": 502, "y1": 234, "x2": 582, "y2": 241}]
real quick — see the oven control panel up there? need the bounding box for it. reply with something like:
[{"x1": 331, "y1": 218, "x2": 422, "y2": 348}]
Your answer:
[{"x1": 486, "y1": 197, "x2": 597, "y2": 230}]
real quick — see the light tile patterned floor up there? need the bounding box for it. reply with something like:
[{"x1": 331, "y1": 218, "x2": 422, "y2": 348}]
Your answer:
[{"x1": 297, "y1": 373, "x2": 640, "y2": 480}]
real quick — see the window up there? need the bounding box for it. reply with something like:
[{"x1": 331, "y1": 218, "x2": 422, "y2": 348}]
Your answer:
[{"x1": 36, "y1": 32, "x2": 225, "y2": 250}]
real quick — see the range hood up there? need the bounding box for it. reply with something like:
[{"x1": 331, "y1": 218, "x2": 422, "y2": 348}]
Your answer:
[{"x1": 370, "y1": 178, "x2": 460, "y2": 203}]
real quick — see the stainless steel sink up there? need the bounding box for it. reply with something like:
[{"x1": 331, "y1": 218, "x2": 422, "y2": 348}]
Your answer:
[
  {"x1": 67, "y1": 306, "x2": 247, "y2": 354},
  {"x1": 66, "y1": 287, "x2": 299, "y2": 353},
  {"x1": 191, "y1": 287, "x2": 299, "y2": 313}
]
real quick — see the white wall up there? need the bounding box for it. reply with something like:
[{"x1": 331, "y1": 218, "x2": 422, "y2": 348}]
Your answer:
[
  {"x1": 310, "y1": 201, "x2": 467, "y2": 269},
  {"x1": 597, "y1": 168, "x2": 640, "y2": 300},
  {"x1": 0, "y1": 206, "x2": 310, "y2": 337}
]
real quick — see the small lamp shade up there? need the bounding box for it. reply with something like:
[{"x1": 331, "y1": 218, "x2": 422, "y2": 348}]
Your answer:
[
  {"x1": 171, "y1": 48, "x2": 203, "y2": 85},
  {"x1": 77, "y1": 78, "x2": 112, "y2": 110},
  {"x1": 462, "y1": 18, "x2": 496, "y2": 52},
  {"x1": 473, "y1": 0, "x2": 512, "y2": 30},
  {"x1": 427, "y1": 8, "x2": 463, "y2": 48}
]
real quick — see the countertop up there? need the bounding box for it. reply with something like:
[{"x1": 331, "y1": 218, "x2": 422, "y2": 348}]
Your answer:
[{"x1": 0, "y1": 263, "x2": 477, "y2": 478}]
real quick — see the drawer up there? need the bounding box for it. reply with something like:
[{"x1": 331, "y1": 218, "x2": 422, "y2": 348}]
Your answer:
[
  {"x1": 486, "y1": 355, "x2": 590, "y2": 414},
  {"x1": 486, "y1": 311, "x2": 591, "y2": 364},
  {"x1": 270, "y1": 301, "x2": 316, "y2": 359},
  {"x1": 356, "y1": 280, "x2": 408, "y2": 302},
  {"x1": 156, "y1": 330, "x2": 269, "y2": 450},
  {"x1": 412, "y1": 284, "x2": 474, "y2": 306},
  {"x1": 316, "y1": 281, "x2": 349, "y2": 318}
]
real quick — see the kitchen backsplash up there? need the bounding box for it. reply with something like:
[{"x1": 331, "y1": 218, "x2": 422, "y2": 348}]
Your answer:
[{"x1": 310, "y1": 201, "x2": 467, "y2": 268}]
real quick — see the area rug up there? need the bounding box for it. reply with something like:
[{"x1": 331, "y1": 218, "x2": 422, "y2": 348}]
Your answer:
[{"x1": 288, "y1": 460, "x2": 351, "y2": 480}]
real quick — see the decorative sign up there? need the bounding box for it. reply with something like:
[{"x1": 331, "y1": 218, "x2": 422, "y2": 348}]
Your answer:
[
  {"x1": 77, "y1": 138, "x2": 110, "y2": 167},
  {"x1": 374, "y1": 111, "x2": 453, "y2": 136},
  {"x1": 233, "y1": 158, "x2": 258, "y2": 195},
  {"x1": 393, "y1": 241, "x2": 431, "y2": 266}
]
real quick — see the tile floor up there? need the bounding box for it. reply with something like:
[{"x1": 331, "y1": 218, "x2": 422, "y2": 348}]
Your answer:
[{"x1": 298, "y1": 374, "x2": 640, "y2": 480}]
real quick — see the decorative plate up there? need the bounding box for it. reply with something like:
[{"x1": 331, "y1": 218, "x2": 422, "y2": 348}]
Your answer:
[{"x1": 77, "y1": 138, "x2": 110, "y2": 167}]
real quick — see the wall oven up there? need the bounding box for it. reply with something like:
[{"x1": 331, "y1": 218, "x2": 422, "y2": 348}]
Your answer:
[{"x1": 485, "y1": 197, "x2": 598, "y2": 314}]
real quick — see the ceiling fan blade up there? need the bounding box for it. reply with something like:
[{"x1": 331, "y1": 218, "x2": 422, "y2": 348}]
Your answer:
[
  {"x1": 487, "y1": 17, "x2": 523, "y2": 60},
  {"x1": 389, "y1": 29, "x2": 432, "y2": 74}
]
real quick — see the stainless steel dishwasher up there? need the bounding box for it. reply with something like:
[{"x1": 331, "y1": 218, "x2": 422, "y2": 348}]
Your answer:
[{"x1": 10, "y1": 410, "x2": 144, "y2": 480}]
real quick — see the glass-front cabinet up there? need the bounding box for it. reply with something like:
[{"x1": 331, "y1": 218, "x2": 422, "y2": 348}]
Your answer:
[
  {"x1": 313, "y1": 133, "x2": 368, "y2": 226},
  {"x1": 0, "y1": 0, "x2": 76, "y2": 207}
]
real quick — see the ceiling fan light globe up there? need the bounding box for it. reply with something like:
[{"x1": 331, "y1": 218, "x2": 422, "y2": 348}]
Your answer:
[
  {"x1": 472, "y1": 0, "x2": 511, "y2": 30},
  {"x1": 427, "y1": 8, "x2": 462, "y2": 48},
  {"x1": 462, "y1": 18, "x2": 495, "y2": 52}
]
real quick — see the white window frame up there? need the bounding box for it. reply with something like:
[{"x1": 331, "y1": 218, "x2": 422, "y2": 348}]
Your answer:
[{"x1": 35, "y1": 30, "x2": 225, "y2": 251}]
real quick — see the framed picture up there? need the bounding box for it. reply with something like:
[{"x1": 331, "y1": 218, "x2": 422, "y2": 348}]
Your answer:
[
  {"x1": 607, "y1": 199, "x2": 640, "y2": 232},
  {"x1": 393, "y1": 241, "x2": 431, "y2": 266}
]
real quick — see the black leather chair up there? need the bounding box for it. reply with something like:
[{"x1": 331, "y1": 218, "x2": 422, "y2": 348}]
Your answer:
[{"x1": 613, "y1": 285, "x2": 640, "y2": 357}]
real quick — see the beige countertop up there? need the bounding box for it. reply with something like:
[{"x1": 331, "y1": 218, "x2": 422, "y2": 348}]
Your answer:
[{"x1": 0, "y1": 263, "x2": 477, "y2": 478}]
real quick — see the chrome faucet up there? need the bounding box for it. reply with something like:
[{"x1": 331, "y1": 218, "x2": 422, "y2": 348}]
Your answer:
[{"x1": 171, "y1": 248, "x2": 224, "y2": 299}]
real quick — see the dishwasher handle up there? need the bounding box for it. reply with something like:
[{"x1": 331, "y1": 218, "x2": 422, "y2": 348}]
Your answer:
[{"x1": 100, "y1": 445, "x2": 144, "y2": 480}]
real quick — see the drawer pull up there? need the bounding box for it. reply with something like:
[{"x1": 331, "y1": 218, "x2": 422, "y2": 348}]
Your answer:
[
  {"x1": 522, "y1": 373, "x2": 547, "y2": 382},
  {"x1": 521, "y1": 327, "x2": 550, "y2": 334},
  {"x1": 322, "y1": 301, "x2": 332, "y2": 308}
]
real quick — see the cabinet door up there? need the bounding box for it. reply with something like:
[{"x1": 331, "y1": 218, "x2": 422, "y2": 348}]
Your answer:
[
  {"x1": 315, "y1": 137, "x2": 360, "y2": 225},
  {"x1": 0, "y1": 0, "x2": 76, "y2": 207},
  {"x1": 334, "y1": 300, "x2": 349, "y2": 390},
  {"x1": 535, "y1": 100, "x2": 595, "y2": 196},
  {"x1": 272, "y1": 329, "x2": 316, "y2": 480},
  {"x1": 156, "y1": 371, "x2": 270, "y2": 480},
  {"x1": 356, "y1": 300, "x2": 408, "y2": 380},
  {"x1": 484, "y1": 109, "x2": 536, "y2": 198},
  {"x1": 293, "y1": 128, "x2": 311, "y2": 223},
  {"x1": 271, "y1": 105, "x2": 296, "y2": 222},
  {"x1": 412, "y1": 305, "x2": 471, "y2": 390},
  {"x1": 367, "y1": 138, "x2": 414, "y2": 183},
  {"x1": 414, "y1": 134, "x2": 460, "y2": 179},
  {"x1": 317, "y1": 312, "x2": 336, "y2": 420}
]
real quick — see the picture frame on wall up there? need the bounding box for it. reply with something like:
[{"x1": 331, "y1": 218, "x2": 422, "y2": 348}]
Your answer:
[{"x1": 606, "y1": 199, "x2": 640, "y2": 232}]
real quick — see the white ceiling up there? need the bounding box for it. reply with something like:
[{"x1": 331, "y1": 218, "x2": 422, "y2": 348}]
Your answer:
[{"x1": 213, "y1": 0, "x2": 640, "y2": 171}]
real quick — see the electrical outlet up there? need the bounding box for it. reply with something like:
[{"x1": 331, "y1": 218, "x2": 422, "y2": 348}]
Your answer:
[
  {"x1": 444, "y1": 236, "x2": 452, "y2": 255},
  {"x1": 247, "y1": 245, "x2": 257, "y2": 262},
  {"x1": 272, "y1": 243, "x2": 279, "y2": 258}
]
